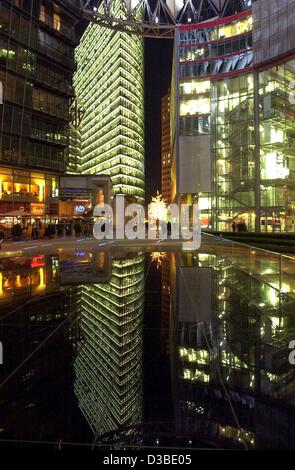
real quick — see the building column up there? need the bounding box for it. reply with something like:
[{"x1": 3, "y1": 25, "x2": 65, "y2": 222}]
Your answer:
[{"x1": 254, "y1": 71, "x2": 261, "y2": 233}]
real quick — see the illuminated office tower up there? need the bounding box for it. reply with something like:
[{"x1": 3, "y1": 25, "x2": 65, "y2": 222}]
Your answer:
[
  {"x1": 73, "y1": 2, "x2": 145, "y2": 203},
  {"x1": 74, "y1": 254, "x2": 144, "y2": 436}
]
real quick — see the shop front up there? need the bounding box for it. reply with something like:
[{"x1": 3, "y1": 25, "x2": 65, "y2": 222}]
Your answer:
[
  {"x1": 57, "y1": 175, "x2": 112, "y2": 237},
  {"x1": 0, "y1": 167, "x2": 59, "y2": 236},
  {"x1": 0, "y1": 171, "x2": 111, "y2": 239}
]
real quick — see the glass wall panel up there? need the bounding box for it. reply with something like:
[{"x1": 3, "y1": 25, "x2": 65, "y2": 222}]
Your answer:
[
  {"x1": 259, "y1": 59, "x2": 295, "y2": 232},
  {"x1": 212, "y1": 73, "x2": 255, "y2": 231}
]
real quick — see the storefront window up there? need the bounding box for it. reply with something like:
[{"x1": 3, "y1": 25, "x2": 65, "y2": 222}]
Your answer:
[
  {"x1": 30, "y1": 172, "x2": 45, "y2": 202},
  {"x1": 13, "y1": 170, "x2": 30, "y2": 198},
  {"x1": 0, "y1": 168, "x2": 13, "y2": 198}
]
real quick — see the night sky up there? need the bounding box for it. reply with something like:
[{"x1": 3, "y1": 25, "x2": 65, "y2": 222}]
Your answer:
[{"x1": 144, "y1": 38, "x2": 173, "y2": 203}]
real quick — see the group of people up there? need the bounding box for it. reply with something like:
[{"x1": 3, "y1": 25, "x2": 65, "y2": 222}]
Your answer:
[
  {"x1": 145, "y1": 219, "x2": 172, "y2": 236},
  {"x1": 231, "y1": 220, "x2": 248, "y2": 232},
  {"x1": 22, "y1": 221, "x2": 43, "y2": 240}
]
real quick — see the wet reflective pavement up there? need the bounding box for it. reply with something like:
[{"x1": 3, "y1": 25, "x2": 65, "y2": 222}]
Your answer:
[{"x1": 0, "y1": 235, "x2": 295, "y2": 450}]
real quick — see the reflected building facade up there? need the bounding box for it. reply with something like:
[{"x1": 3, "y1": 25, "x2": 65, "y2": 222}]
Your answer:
[
  {"x1": 170, "y1": 248, "x2": 295, "y2": 449},
  {"x1": 74, "y1": 253, "x2": 145, "y2": 436},
  {"x1": 161, "y1": 92, "x2": 172, "y2": 204},
  {"x1": 172, "y1": 0, "x2": 295, "y2": 232}
]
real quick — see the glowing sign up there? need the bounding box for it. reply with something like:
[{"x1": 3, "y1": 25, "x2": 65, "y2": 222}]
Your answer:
[
  {"x1": 31, "y1": 203, "x2": 44, "y2": 216},
  {"x1": 74, "y1": 205, "x2": 86, "y2": 213},
  {"x1": 31, "y1": 255, "x2": 45, "y2": 268}
]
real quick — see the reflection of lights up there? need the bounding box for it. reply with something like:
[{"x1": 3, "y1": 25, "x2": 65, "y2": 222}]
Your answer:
[
  {"x1": 179, "y1": 347, "x2": 209, "y2": 364},
  {"x1": 150, "y1": 252, "x2": 167, "y2": 269},
  {"x1": 31, "y1": 255, "x2": 45, "y2": 268},
  {"x1": 37, "y1": 267, "x2": 45, "y2": 290},
  {"x1": 51, "y1": 257, "x2": 59, "y2": 267},
  {"x1": 261, "y1": 269, "x2": 274, "y2": 275}
]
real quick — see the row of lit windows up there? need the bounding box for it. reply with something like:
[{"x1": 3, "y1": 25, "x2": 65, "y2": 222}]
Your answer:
[
  {"x1": 81, "y1": 98, "x2": 143, "y2": 133},
  {"x1": 179, "y1": 35, "x2": 252, "y2": 63},
  {"x1": 82, "y1": 127, "x2": 143, "y2": 155},
  {"x1": 77, "y1": 66, "x2": 143, "y2": 113},
  {"x1": 81, "y1": 113, "x2": 143, "y2": 145},
  {"x1": 74, "y1": 14, "x2": 144, "y2": 201},
  {"x1": 75, "y1": 38, "x2": 142, "y2": 100},
  {"x1": 179, "y1": 51, "x2": 253, "y2": 79},
  {"x1": 179, "y1": 16, "x2": 253, "y2": 45},
  {"x1": 81, "y1": 140, "x2": 143, "y2": 166}
]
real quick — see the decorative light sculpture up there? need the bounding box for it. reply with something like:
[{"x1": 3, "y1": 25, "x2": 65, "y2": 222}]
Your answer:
[{"x1": 149, "y1": 191, "x2": 168, "y2": 221}]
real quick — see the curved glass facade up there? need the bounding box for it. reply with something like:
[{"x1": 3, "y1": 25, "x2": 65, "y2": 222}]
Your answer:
[{"x1": 173, "y1": 6, "x2": 295, "y2": 232}]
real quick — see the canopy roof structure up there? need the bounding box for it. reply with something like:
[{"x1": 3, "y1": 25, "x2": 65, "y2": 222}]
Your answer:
[{"x1": 80, "y1": 0, "x2": 252, "y2": 38}]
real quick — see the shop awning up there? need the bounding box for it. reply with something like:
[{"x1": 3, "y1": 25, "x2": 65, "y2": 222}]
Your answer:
[{"x1": 4, "y1": 210, "x2": 33, "y2": 217}]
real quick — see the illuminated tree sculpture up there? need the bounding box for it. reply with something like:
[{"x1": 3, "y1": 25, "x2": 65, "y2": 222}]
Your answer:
[{"x1": 149, "y1": 191, "x2": 168, "y2": 222}]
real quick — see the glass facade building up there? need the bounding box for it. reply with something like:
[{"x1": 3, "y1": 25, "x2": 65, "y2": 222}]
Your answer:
[
  {"x1": 172, "y1": 1, "x2": 295, "y2": 232},
  {"x1": 73, "y1": 1, "x2": 145, "y2": 204},
  {"x1": 0, "y1": 0, "x2": 82, "y2": 222}
]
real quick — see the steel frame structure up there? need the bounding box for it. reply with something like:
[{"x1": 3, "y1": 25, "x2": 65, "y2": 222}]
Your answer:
[{"x1": 79, "y1": 0, "x2": 251, "y2": 38}]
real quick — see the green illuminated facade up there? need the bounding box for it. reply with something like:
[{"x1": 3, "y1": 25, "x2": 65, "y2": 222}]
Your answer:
[
  {"x1": 73, "y1": 2, "x2": 145, "y2": 203},
  {"x1": 74, "y1": 254, "x2": 144, "y2": 435}
]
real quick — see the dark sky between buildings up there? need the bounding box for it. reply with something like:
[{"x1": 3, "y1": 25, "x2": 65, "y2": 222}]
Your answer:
[{"x1": 144, "y1": 38, "x2": 173, "y2": 203}]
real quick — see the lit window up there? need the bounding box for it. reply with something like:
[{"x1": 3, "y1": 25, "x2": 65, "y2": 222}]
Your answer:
[
  {"x1": 53, "y1": 13, "x2": 61, "y2": 31},
  {"x1": 39, "y1": 4, "x2": 45, "y2": 22}
]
